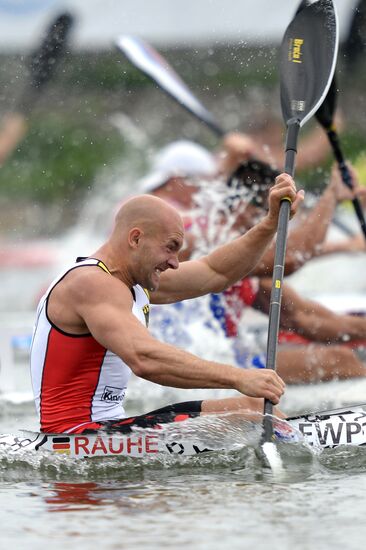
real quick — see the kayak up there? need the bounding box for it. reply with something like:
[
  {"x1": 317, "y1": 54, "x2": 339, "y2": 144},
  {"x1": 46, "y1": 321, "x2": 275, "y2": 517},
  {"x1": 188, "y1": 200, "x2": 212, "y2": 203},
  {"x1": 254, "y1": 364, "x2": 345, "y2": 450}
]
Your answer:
[
  {"x1": 1, "y1": 403, "x2": 365, "y2": 458},
  {"x1": 240, "y1": 321, "x2": 366, "y2": 354},
  {"x1": 278, "y1": 331, "x2": 366, "y2": 350},
  {"x1": 286, "y1": 403, "x2": 366, "y2": 448}
]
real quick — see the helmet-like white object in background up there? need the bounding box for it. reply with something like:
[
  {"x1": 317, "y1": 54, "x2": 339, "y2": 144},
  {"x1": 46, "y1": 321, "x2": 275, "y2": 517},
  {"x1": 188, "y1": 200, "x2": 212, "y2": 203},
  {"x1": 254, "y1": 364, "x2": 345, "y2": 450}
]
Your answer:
[{"x1": 139, "y1": 140, "x2": 217, "y2": 193}]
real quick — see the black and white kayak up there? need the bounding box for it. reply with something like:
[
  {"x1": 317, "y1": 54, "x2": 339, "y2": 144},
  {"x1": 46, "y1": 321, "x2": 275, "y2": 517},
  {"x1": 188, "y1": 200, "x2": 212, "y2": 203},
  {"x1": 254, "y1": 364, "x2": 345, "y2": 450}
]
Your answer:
[
  {"x1": 0, "y1": 403, "x2": 365, "y2": 459},
  {"x1": 286, "y1": 403, "x2": 366, "y2": 448}
]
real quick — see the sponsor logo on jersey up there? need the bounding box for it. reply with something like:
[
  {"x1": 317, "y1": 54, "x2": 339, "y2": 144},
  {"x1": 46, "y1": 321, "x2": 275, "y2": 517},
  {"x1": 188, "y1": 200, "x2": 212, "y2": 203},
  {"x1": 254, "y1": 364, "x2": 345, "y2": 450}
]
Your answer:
[
  {"x1": 101, "y1": 386, "x2": 126, "y2": 402},
  {"x1": 142, "y1": 304, "x2": 150, "y2": 327}
]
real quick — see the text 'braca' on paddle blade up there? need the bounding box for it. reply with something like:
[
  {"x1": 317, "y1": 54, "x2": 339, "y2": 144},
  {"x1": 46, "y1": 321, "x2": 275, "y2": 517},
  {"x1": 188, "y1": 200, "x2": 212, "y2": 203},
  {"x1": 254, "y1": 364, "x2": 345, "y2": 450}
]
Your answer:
[{"x1": 280, "y1": 0, "x2": 338, "y2": 127}]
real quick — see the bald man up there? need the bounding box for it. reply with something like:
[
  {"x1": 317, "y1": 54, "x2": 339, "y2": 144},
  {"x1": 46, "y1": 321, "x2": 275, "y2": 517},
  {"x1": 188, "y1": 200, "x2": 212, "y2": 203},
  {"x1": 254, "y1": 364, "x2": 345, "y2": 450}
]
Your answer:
[{"x1": 30, "y1": 175, "x2": 303, "y2": 434}]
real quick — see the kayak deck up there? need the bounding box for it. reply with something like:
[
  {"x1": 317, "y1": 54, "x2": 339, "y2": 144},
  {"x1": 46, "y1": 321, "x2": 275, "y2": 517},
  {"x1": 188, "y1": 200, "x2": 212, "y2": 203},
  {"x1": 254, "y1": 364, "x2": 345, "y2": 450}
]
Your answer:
[{"x1": 1, "y1": 404, "x2": 365, "y2": 458}]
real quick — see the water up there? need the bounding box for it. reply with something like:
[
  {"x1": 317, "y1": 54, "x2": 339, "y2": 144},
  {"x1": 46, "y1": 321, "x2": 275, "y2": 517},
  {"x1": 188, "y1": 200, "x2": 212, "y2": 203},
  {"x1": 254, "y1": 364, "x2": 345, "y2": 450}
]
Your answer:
[
  {"x1": 1, "y1": 401, "x2": 366, "y2": 550},
  {"x1": 1, "y1": 170, "x2": 366, "y2": 548},
  {"x1": 1, "y1": 367, "x2": 366, "y2": 550},
  {"x1": 1, "y1": 381, "x2": 366, "y2": 546}
]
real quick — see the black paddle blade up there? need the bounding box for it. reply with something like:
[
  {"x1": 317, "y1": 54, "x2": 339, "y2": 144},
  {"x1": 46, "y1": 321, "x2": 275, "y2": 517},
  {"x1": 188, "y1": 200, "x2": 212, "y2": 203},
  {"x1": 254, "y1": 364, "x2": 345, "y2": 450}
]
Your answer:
[
  {"x1": 116, "y1": 36, "x2": 224, "y2": 137},
  {"x1": 295, "y1": 0, "x2": 313, "y2": 15},
  {"x1": 29, "y1": 12, "x2": 74, "y2": 90},
  {"x1": 315, "y1": 76, "x2": 338, "y2": 129},
  {"x1": 343, "y1": 0, "x2": 366, "y2": 72},
  {"x1": 280, "y1": 0, "x2": 338, "y2": 127}
]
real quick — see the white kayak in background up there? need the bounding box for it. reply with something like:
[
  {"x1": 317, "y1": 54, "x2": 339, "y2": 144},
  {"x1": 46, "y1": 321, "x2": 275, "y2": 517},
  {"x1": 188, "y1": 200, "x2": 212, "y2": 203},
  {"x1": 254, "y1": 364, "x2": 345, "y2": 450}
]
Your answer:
[
  {"x1": 306, "y1": 292, "x2": 366, "y2": 317},
  {"x1": 0, "y1": 403, "x2": 365, "y2": 459}
]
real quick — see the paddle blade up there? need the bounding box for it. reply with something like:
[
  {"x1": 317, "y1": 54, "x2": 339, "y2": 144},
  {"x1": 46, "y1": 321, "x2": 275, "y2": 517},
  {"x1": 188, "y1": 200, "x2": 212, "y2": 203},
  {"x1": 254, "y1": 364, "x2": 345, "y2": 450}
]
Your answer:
[
  {"x1": 343, "y1": 0, "x2": 366, "y2": 73},
  {"x1": 29, "y1": 13, "x2": 74, "y2": 91},
  {"x1": 115, "y1": 35, "x2": 224, "y2": 137},
  {"x1": 280, "y1": 0, "x2": 338, "y2": 127},
  {"x1": 315, "y1": 76, "x2": 338, "y2": 129},
  {"x1": 295, "y1": 0, "x2": 313, "y2": 14}
]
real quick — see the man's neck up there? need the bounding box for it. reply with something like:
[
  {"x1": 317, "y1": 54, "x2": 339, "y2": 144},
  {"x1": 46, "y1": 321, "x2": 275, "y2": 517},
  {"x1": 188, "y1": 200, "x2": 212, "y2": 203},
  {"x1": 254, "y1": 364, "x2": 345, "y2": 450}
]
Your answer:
[{"x1": 91, "y1": 245, "x2": 135, "y2": 289}]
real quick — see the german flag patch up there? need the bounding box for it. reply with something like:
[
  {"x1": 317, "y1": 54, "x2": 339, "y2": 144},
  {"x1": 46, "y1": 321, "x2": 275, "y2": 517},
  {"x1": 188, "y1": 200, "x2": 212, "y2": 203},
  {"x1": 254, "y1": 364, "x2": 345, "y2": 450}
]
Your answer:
[{"x1": 52, "y1": 436, "x2": 71, "y2": 454}]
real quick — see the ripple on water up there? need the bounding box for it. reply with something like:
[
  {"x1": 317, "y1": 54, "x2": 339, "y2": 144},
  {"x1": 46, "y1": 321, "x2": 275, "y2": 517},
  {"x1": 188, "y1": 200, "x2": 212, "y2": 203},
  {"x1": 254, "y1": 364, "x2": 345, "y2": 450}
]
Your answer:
[{"x1": 318, "y1": 445, "x2": 366, "y2": 473}]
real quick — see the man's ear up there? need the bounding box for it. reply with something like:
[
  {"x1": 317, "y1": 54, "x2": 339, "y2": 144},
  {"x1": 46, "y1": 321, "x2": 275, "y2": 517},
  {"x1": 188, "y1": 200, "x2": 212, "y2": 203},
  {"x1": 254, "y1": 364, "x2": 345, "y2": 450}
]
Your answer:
[{"x1": 128, "y1": 227, "x2": 143, "y2": 248}]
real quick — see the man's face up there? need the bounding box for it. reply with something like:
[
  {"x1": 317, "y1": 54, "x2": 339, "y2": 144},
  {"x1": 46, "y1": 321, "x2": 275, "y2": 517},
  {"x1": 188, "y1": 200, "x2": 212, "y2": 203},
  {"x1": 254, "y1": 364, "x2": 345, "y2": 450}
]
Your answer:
[{"x1": 136, "y1": 218, "x2": 184, "y2": 291}]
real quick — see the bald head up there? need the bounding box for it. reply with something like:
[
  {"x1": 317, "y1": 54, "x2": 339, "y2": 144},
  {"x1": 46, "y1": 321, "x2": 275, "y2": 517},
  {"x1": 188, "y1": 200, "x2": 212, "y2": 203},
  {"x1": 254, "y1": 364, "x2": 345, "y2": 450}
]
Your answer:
[
  {"x1": 114, "y1": 194, "x2": 184, "y2": 235},
  {"x1": 94, "y1": 195, "x2": 185, "y2": 289}
]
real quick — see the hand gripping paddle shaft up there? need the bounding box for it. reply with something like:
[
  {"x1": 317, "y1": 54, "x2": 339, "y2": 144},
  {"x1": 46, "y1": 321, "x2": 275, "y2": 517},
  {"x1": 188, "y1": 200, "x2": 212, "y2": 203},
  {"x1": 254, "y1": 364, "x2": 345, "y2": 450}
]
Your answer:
[{"x1": 262, "y1": 0, "x2": 339, "y2": 445}]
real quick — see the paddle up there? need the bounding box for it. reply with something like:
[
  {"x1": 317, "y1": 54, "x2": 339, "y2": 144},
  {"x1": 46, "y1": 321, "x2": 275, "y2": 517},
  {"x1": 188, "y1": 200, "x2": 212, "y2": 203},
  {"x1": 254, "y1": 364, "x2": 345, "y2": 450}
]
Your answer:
[
  {"x1": 0, "y1": 12, "x2": 74, "y2": 166},
  {"x1": 261, "y1": 0, "x2": 339, "y2": 455},
  {"x1": 315, "y1": 77, "x2": 366, "y2": 241},
  {"x1": 342, "y1": 0, "x2": 366, "y2": 73},
  {"x1": 115, "y1": 35, "x2": 224, "y2": 137}
]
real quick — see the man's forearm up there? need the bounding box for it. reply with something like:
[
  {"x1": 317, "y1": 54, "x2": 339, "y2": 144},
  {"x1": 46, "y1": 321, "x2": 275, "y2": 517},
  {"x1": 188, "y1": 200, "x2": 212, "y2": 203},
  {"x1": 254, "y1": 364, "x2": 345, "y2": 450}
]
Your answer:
[
  {"x1": 124, "y1": 334, "x2": 284, "y2": 404},
  {"x1": 255, "y1": 188, "x2": 336, "y2": 276},
  {"x1": 131, "y1": 338, "x2": 241, "y2": 390},
  {"x1": 204, "y1": 216, "x2": 277, "y2": 291},
  {"x1": 287, "y1": 187, "x2": 336, "y2": 257}
]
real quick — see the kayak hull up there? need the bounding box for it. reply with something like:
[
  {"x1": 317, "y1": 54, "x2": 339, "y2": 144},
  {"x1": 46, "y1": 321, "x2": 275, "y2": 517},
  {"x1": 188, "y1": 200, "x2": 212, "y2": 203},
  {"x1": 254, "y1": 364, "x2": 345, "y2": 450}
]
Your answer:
[{"x1": 1, "y1": 404, "x2": 365, "y2": 458}]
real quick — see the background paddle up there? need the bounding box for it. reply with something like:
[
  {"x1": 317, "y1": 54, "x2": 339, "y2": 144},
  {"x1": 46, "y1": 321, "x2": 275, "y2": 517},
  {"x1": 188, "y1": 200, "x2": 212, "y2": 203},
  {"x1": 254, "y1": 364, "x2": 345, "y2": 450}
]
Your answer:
[
  {"x1": 0, "y1": 12, "x2": 74, "y2": 166},
  {"x1": 261, "y1": 0, "x2": 339, "y2": 454},
  {"x1": 342, "y1": 0, "x2": 366, "y2": 74},
  {"x1": 115, "y1": 35, "x2": 224, "y2": 137},
  {"x1": 315, "y1": 77, "x2": 366, "y2": 241}
]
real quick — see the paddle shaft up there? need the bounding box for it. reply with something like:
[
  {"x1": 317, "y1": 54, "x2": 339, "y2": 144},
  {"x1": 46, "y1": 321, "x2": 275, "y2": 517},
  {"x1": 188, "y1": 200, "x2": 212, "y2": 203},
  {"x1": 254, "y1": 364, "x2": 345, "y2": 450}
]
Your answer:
[
  {"x1": 170, "y1": 98, "x2": 224, "y2": 137},
  {"x1": 315, "y1": 74, "x2": 366, "y2": 241},
  {"x1": 326, "y1": 127, "x2": 366, "y2": 241},
  {"x1": 260, "y1": 0, "x2": 338, "y2": 454},
  {"x1": 202, "y1": 119, "x2": 225, "y2": 139},
  {"x1": 117, "y1": 36, "x2": 226, "y2": 139},
  {"x1": 263, "y1": 119, "x2": 300, "y2": 441}
]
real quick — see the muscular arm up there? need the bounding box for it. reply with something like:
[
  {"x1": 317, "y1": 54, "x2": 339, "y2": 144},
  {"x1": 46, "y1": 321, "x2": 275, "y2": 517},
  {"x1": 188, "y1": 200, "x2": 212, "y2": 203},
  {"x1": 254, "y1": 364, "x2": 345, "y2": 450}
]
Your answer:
[
  {"x1": 153, "y1": 173, "x2": 302, "y2": 303},
  {"x1": 216, "y1": 123, "x2": 332, "y2": 177},
  {"x1": 58, "y1": 269, "x2": 285, "y2": 404},
  {"x1": 0, "y1": 113, "x2": 28, "y2": 166},
  {"x1": 216, "y1": 131, "x2": 257, "y2": 176},
  {"x1": 252, "y1": 164, "x2": 355, "y2": 276},
  {"x1": 255, "y1": 278, "x2": 366, "y2": 342},
  {"x1": 319, "y1": 234, "x2": 366, "y2": 255},
  {"x1": 253, "y1": 122, "x2": 332, "y2": 173},
  {"x1": 253, "y1": 186, "x2": 337, "y2": 276},
  {"x1": 317, "y1": 171, "x2": 366, "y2": 256},
  {"x1": 152, "y1": 215, "x2": 277, "y2": 303}
]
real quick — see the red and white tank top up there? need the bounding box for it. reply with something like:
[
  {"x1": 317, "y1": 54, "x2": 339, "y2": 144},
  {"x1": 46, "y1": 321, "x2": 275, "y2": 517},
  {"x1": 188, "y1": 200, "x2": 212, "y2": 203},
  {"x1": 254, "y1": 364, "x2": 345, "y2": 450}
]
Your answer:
[{"x1": 30, "y1": 258, "x2": 150, "y2": 433}]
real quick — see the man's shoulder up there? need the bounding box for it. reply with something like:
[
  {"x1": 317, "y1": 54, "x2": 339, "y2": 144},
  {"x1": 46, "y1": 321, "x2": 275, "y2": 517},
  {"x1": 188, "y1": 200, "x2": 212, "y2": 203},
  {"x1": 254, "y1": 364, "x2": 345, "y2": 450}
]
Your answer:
[{"x1": 62, "y1": 264, "x2": 131, "y2": 302}]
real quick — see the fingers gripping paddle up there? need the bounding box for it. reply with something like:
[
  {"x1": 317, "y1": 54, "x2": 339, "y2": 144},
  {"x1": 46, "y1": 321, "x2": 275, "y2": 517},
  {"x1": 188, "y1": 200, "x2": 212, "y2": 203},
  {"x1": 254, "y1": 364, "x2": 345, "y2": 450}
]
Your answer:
[
  {"x1": 315, "y1": 78, "x2": 366, "y2": 241},
  {"x1": 115, "y1": 36, "x2": 224, "y2": 137},
  {"x1": 262, "y1": 0, "x2": 339, "y2": 450}
]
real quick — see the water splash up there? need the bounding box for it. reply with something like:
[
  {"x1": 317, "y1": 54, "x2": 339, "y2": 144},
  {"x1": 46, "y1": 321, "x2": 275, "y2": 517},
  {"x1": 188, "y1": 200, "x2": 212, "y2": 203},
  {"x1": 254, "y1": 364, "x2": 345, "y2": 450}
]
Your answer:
[{"x1": 0, "y1": 411, "x2": 316, "y2": 484}]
